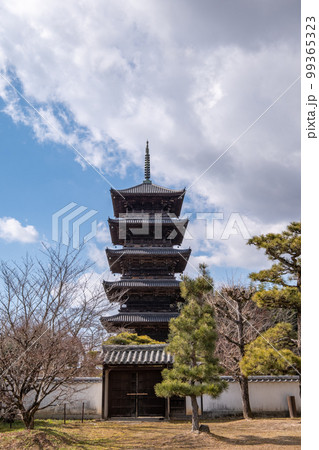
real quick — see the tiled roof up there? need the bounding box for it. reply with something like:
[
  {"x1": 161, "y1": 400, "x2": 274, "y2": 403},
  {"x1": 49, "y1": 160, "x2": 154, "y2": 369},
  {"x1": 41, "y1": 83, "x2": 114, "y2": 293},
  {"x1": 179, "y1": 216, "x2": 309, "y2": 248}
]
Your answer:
[
  {"x1": 223, "y1": 376, "x2": 300, "y2": 383},
  {"x1": 106, "y1": 247, "x2": 191, "y2": 274},
  {"x1": 101, "y1": 312, "x2": 179, "y2": 323},
  {"x1": 102, "y1": 346, "x2": 300, "y2": 378},
  {"x1": 106, "y1": 247, "x2": 191, "y2": 256},
  {"x1": 111, "y1": 183, "x2": 185, "y2": 195},
  {"x1": 103, "y1": 279, "x2": 180, "y2": 288},
  {"x1": 102, "y1": 344, "x2": 173, "y2": 365},
  {"x1": 70, "y1": 377, "x2": 102, "y2": 384}
]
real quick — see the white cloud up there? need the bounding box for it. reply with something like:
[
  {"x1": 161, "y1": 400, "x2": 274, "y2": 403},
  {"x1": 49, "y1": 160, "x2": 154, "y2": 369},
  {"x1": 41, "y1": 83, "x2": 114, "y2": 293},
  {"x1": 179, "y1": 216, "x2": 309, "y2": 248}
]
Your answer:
[
  {"x1": 181, "y1": 214, "x2": 289, "y2": 276},
  {"x1": 87, "y1": 242, "x2": 108, "y2": 270},
  {"x1": 95, "y1": 221, "x2": 111, "y2": 244},
  {"x1": 86, "y1": 222, "x2": 114, "y2": 269},
  {"x1": 0, "y1": 217, "x2": 39, "y2": 243},
  {"x1": 0, "y1": 0, "x2": 300, "y2": 269}
]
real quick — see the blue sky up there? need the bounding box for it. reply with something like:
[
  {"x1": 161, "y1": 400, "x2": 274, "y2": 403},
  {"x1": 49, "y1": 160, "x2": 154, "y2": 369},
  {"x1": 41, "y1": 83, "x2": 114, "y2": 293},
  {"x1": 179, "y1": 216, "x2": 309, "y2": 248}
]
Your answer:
[
  {"x1": 0, "y1": 105, "x2": 250, "y2": 282},
  {"x1": 0, "y1": 0, "x2": 300, "y2": 284}
]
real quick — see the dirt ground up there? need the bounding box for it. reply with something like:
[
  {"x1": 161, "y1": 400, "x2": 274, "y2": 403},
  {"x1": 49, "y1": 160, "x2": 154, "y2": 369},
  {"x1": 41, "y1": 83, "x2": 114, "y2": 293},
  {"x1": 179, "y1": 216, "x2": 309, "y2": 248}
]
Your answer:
[{"x1": 0, "y1": 417, "x2": 301, "y2": 449}]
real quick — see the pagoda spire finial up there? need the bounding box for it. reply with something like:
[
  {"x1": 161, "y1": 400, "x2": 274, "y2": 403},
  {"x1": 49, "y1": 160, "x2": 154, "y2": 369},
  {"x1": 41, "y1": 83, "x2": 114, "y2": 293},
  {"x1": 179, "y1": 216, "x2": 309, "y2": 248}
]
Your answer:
[{"x1": 143, "y1": 140, "x2": 151, "y2": 184}]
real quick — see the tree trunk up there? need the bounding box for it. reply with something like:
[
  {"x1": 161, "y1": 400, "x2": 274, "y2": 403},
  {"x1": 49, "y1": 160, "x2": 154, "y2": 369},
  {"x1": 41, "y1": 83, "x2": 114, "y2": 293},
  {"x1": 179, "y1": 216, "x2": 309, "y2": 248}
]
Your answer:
[
  {"x1": 297, "y1": 310, "x2": 301, "y2": 356},
  {"x1": 22, "y1": 412, "x2": 35, "y2": 430},
  {"x1": 190, "y1": 395, "x2": 200, "y2": 432},
  {"x1": 297, "y1": 314, "x2": 301, "y2": 393},
  {"x1": 236, "y1": 300, "x2": 253, "y2": 419},
  {"x1": 238, "y1": 376, "x2": 253, "y2": 419}
]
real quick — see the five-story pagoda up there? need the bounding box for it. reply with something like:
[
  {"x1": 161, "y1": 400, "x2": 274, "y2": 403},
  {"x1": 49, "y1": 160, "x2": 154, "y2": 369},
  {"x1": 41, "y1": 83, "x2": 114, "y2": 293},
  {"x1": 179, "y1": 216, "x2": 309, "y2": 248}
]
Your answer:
[{"x1": 101, "y1": 142, "x2": 191, "y2": 418}]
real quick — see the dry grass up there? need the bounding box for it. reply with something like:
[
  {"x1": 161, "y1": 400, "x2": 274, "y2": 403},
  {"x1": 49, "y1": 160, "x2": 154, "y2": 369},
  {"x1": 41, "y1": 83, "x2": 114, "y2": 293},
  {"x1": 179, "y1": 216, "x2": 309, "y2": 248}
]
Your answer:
[{"x1": 0, "y1": 418, "x2": 301, "y2": 449}]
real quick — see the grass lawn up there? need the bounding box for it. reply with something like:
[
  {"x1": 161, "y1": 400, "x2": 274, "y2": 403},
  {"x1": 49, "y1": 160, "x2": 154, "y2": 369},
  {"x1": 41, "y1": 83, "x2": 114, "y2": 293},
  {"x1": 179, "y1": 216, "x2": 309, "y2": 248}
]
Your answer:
[{"x1": 0, "y1": 418, "x2": 301, "y2": 449}]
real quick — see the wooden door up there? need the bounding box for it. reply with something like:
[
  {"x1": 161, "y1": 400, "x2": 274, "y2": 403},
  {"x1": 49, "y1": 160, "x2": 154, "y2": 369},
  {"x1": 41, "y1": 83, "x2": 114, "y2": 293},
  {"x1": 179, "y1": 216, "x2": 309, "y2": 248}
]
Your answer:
[
  {"x1": 109, "y1": 371, "x2": 136, "y2": 417},
  {"x1": 137, "y1": 370, "x2": 165, "y2": 417},
  {"x1": 108, "y1": 370, "x2": 165, "y2": 417}
]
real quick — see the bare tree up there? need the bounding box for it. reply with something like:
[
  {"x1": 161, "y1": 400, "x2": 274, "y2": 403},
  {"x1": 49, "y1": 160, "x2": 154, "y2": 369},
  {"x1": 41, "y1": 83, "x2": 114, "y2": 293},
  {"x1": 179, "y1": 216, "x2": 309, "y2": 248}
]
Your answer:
[
  {"x1": 209, "y1": 283, "x2": 272, "y2": 419},
  {"x1": 0, "y1": 243, "x2": 110, "y2": 429},
  {"x1": 103, "y1": 284, "x2": 129, "y2": 307}
]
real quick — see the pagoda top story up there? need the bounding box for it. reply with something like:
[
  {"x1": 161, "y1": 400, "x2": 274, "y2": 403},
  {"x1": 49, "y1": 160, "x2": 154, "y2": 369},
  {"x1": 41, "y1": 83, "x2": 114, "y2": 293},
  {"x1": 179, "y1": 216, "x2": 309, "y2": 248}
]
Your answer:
[{"x1": 110, "y1": 142, "x2": 186, "y2": 217}]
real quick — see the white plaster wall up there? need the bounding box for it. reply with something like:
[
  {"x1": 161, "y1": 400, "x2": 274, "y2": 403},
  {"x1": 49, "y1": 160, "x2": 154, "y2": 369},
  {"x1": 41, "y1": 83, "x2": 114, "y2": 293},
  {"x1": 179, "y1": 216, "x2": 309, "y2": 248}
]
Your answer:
[
  {"x1": 203, "y1": 381, "x2": 300, "y2": 415},
  {"x1": 249, "y1": 382, "x2": 300, "y2": 412},
  {"x1": 35, "y1": 381, "x2": 102, "y2": 419},
  {"x1": 29, "y1": 379, "x2": 300, "y2": 419},
  {"x1": 203, "y1": 383, "x2": 242, "y2": 413}
]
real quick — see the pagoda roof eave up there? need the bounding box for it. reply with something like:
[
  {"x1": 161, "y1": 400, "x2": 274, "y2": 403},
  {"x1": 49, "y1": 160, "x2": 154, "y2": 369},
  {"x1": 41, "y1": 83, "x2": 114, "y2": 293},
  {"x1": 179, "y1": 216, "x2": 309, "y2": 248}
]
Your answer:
[
  {"x1": 110, "y1": 183, "x2": 185, "y2": 217},
  {"x1": 106, "y1": 247, "x2": 191, "y2": 274},
  {"x1": 106, "y1": 247, "x2": 191, "y2": 256},
  {"x1": 103, "y1": 279, "x2": 181, "y2": 289},
  {"x1": 101, "y1": 312, "x2": 179, "y2": 324},
  {"x1": 110, "y1": 183, "x2": 186, "y2": 196}
]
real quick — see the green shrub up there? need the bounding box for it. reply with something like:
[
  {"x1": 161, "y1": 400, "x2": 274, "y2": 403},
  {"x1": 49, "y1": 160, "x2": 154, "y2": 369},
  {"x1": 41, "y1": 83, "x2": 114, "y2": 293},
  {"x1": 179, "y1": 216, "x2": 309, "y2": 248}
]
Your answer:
[{"x1": 104, "y1": 332, "x2": 164, "y2": 345}]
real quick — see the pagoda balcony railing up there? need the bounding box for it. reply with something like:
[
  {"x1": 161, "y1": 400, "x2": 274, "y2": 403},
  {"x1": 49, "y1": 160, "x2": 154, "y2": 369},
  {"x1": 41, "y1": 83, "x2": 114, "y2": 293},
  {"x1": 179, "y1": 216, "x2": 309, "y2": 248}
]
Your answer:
[
  {"x1": 111, "y1": 217, "x2": 188, "y2": 224},
  {"x1": 120, "y1": 274, "x2": 176, "y2": 280}
]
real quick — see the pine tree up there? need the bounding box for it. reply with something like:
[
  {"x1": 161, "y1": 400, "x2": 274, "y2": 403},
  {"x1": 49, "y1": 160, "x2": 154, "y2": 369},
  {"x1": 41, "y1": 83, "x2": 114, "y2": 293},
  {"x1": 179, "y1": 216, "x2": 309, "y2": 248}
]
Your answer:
[
  {"x1": 248, "y1": 222, "x2": 301, "y2": 353},
  {"x1": 155, "y1": 265, "x2": 227, "y2": 432},
  {"x1": 240, "y1": 323, "x2": 301, "y2": 376}
]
